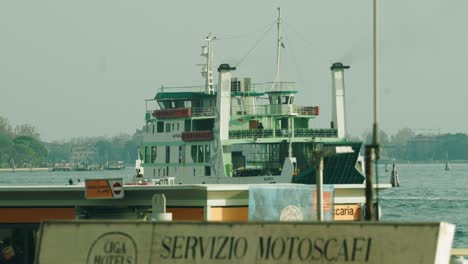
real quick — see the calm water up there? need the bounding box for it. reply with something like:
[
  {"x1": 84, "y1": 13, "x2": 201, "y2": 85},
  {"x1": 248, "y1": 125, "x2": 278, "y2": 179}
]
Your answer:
[
  {"x1": 377, "y1": 162, "x2": 468, "y2": 248},
  {"x1": 0, "y1": 164, "x2": 467, "y2": 247}
]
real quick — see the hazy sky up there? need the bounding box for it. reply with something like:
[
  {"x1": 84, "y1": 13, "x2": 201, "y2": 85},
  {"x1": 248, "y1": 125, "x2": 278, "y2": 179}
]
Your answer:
[{"x1": 1, "y1": 0, "x2": 467, "y2": 142}]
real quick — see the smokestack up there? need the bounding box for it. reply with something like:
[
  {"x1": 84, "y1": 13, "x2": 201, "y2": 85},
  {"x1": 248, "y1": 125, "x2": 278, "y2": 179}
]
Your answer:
[
  {"x1": 330, "y1": 62, "x2": 350, "y2": 138},
  {"x1": 216, "y1": 64, "x2": 236, "y2": 140},
  {"x1": 211, "y1": 64, "x2": 236, "y2": 177}
]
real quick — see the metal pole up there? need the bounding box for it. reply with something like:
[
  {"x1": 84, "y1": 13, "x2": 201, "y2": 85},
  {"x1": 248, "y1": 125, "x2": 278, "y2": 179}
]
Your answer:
[
  {"x1": 365, "y1": 0, "x2": 380, "y2": 221},
  {"x1": 364, "y1": 146, "x2": 375, "y2": 221},
  {"x1": 314, "y1": 154, "x2": 324, "y2": 221},
  {"x1": 275, "y1": 7, "x2": 281, "y2": 85},
  {"x1": 373, "y1": 0, "x2": 379, "y2": 135}
]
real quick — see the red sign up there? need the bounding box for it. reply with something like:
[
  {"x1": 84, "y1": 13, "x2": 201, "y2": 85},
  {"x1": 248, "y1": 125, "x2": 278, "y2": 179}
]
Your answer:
[{"x1": 113, "y1": 182, "x2": 122, "y2": 195}]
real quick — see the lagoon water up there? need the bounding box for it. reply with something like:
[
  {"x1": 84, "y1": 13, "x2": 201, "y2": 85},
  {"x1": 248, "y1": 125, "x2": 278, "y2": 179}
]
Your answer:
[
  {"x1": 378, "y1": 162, "x2": 468, "y2": 248},
  {"x1": 0, "y1": 163, "x2": 467, "y2": 248}
]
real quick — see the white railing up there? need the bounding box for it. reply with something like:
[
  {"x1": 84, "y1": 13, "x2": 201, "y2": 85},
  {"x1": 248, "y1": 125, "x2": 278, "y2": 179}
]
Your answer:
[
  {"x1": 191, "y1": 107, "x2": 216, "y2": 117},
  {"x1": 228, "y1": 128, "x2": 338, "y2": 139},
  {"x1": 231, "y1": 105, "x2": 318, "y2": 116},
  {"x1": 154, "y1": 82, "x2": 296, "y2": 94},
  {"x1": 157, "y1": 85, "x2": 206, "y2": 93}
]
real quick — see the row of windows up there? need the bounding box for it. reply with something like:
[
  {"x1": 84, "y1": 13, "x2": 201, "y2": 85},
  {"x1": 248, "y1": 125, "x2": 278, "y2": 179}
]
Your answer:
[
  {"x1": 144, "y1": 144, "x2": 210, "y2": 164},
  {"x1": 147, "y1": 121, "x2": 181, "y2": 134},
  {"x1": 144, "y1": 146, "x2": 176, "y2": 163},
  {"x1": 152, "y1": 166, "x2": 211, "y2": 177},
  {"x1": 191, "y1": 144, "x2": 210, "y2": 163},
  {"x1": 154, "y1": 167, "x2": 169, "y2": 177}
]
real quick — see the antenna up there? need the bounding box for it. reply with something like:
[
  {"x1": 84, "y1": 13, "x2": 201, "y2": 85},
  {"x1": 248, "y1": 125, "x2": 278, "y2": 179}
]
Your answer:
[
  {"x1": 201, "y1": 33, "x2": 216, "y2": 94},
  {"x1": 276, "y1": 7, "x2": 281, "y2": 80},
  {"x1": 274, "y1": 7, "x2": 282, "y2": 90}
]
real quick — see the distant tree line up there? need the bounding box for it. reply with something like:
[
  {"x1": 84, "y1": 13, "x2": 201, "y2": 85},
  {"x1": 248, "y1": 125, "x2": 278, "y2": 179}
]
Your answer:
[
  {"x1": 2, "y1": 114, "x2": 468, "y2": 168},
  {"x1": 46, "y1": 131, "x2": 143, "y2": 166},
  {"x1": 362, "y1": 128, "x2": 468, "y2": 162},
  {"x1": 0, "y1": 115, "x2": 143, "y2": 168},
  {"x1": 0, "y1": 116, "x2": 48, "y2": 168}
]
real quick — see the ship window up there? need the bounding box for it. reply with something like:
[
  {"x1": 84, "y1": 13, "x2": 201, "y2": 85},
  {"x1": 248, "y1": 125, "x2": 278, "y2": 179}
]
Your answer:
[
  {"x1": 204, "y1": 145, "x2": 210, "y2": 162},
  {"x1": 166, "y1": 123, "x2": 171, "y2": 133},
  {"x1": 231, "y1": 80, "x2": 241, "y2": 92},
  {"x1": 172, "y1": 123, "x2": 175, "y2": 131},
  {"x1": 157, "y1": 122, "x2": 164, "y2": 133},
  {"x1": 179, "y1": 146, "x2": 182, "y2": 163},
  {"x1": 163, "y1": 168, "x2": 165, "y2": 176},
  {"x1": 144, "y1": 146, "x2": 149, "y2": 163},
  {"x1": 158, "y1": 168, "x2": 161, "y2": 176},
  {"x1": 151, "y1": 146, "x2": 157, "y2": 163},
  {"x1": 191, "y1": 145, "x2": 197, "y2": 163},
  {"x1": 177, "y1": 123, "x2": 180, "y2": 131},
  {"x1": 175, "y1": 100, "x2": 184, "y2": 108},
  {"x1": 205, "y1": 166, "x2": 211, "y2": 176},
  {"x1": 153, "y1": 168, "x2": 156, "y2": 177},
  {"x1": 198, "y1": 145, "x2": 204, "y2": 163},
  {"x1": 193, "y1": 168, "x2": 196, "y2": 176},
  {"x1": 165, "y1": 146, "x2": 170, "y2": 163},
  {"x1": 152, "y1": 124, "x2": 155, "y2": 134},
  {"x1": 190, "y1": 144, "x2": 209, "y2": 163}
]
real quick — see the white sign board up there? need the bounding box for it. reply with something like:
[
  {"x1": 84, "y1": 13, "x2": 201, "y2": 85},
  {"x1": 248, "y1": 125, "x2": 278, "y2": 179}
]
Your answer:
[{"x1": 35, "y1": 221, "x2": 455, "y2": 264}]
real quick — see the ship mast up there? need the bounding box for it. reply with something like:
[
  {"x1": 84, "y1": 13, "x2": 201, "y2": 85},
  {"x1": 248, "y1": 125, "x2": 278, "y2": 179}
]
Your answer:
[
  {"x1": 273, "y1": 8, "x2": 292, "y2": 158},
  {"x1": 201, "y1": 33, "x2": 215, "y2": 94},
  {"x1": 275, "y1": 7, "x2": 282, "y2": 89}
]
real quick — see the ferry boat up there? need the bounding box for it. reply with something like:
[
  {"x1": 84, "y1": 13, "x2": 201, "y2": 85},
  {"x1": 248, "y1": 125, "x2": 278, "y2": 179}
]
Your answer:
[
  {"x1": 0, "y1": 11, "x2": 408, "y2": 264},
  {"x1": 104, "y1": 160, "x2": 125, "y2": 170},
  {"x1": 138, "y1": 12, "x2": 364, "y2": 185}
]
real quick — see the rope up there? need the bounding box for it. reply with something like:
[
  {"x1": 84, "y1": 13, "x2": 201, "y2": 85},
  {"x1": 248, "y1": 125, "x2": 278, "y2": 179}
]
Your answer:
[
  {"x1": 216, "y1": 21, "x2": 278, "y2": 41},
  {"x1": 235, "y1": 20, "x2": 277, "y2": 68},
  {"x1": 281, "y1": 28, "x2": 304, "y2": 87},
  {"x1": 283, "y1": 21, "x2": 317, "y2": 50}
]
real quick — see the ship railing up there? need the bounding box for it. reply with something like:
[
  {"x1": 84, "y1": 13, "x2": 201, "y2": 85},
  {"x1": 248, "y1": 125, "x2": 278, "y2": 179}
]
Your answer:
[
  {"x1": 296, "y1": 106, "x2": 320, "y2": 116},
  {"x1": 155, "y1": 82, "x2": 296, "y2": 94},
  {"x1": 228, "y1": 128, "x2": 338, "y2": 139},
  {"x1": 294, "y1": 128, "x2": 338, "y2": 137},
  {"x1": 145, "y1": 107, "x2": 216, "y2": 120},
  {"x1": 182, "y1": 130, "x2": 214, "y2": 141},
  {"x1": 231, "y1": 105, "x2": 319, "y2": 116},
  {"x1": 191, "y1": 107, "x2": 216, "y2": 117},
  {"x1": 250, "y1": 82, "x2": 297, "y2": 93},
  {"x1": 157, "y1": 85, "x2": 206, "y2": 93}
]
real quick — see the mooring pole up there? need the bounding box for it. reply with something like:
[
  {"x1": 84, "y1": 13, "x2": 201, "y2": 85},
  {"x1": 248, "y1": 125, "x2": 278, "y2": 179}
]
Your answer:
[
  {"x1": 365, "y1": 145, "x2": 376, "y2": 220},
  {"x1": 365, "y1": 0, "x2": 380, "y2": 221},
  {"x1": 314, "y1": 155, "x2": 324, "y2": 221}
]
